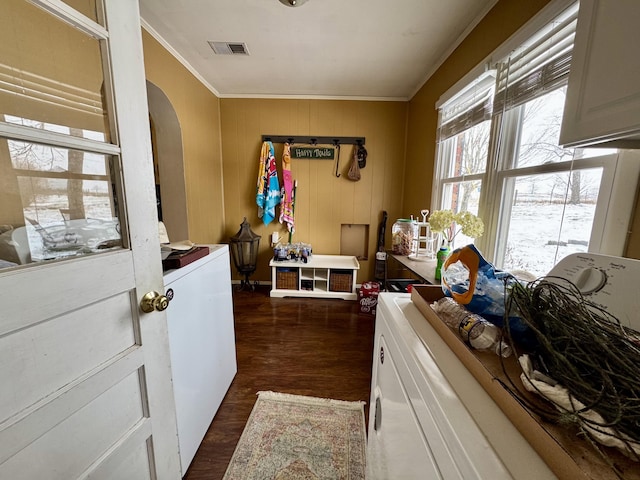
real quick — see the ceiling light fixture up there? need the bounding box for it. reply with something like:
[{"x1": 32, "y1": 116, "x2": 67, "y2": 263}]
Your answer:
[{"x1": 279, "y1": 0, "x2": 308, "y2": 7}]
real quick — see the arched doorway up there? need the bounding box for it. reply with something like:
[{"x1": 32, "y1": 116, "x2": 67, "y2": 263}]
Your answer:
[{"x1": 146, "y1": 81, "x2": 189, "y2": 242}]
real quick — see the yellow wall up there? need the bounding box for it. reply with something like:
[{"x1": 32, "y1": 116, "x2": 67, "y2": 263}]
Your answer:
[
  {"x1": 142, "y1": 30, "x2": 226, "y2": 244},
  {"x1": 220, "y1": 99, "x2": 408, "y2": 282}
]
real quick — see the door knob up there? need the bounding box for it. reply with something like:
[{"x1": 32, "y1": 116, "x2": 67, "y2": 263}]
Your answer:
[{"x1": 140, "y1": 291, "x2": 170, "y2": 313}]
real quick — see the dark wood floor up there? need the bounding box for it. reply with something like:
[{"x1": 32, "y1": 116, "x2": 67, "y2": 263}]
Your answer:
[{"x1": 183, "y1": 285, "x2": 375, "y2": 480}]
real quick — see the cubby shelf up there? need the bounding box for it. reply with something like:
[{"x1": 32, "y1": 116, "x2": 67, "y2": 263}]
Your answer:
[{"x1": 269, "y1": 254, "x2": 360, "y2": 299}]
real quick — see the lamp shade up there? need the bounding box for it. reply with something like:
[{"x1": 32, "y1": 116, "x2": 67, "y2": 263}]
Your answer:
[{"x1": 229, "y1": 217, "x2": 261, "y2": 276}]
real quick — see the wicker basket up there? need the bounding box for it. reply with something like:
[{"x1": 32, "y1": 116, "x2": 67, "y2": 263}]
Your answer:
[
  {"x1": 276, "y1": 268, "x2": 299, "y2": 290},
  {"x1": 329, "y1": 269, "x2": 353, "y2": 293}
]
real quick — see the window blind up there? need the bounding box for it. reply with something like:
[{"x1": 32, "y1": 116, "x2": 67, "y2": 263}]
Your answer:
[
  {"x1": 493, "y1": 3, "x2": 578, "y2": 114},
  {"x1": 438, "y1": 70, "x2": 495, "y2": 141}
]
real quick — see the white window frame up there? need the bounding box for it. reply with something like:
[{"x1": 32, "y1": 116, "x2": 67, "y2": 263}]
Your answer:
[{"x1": 482, "y1": 150, "x2": 639, "y2": 265}]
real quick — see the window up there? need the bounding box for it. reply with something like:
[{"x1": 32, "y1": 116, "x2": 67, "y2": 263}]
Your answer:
[
  {"x1": 488, "y1": 85, "x2": 621, "y2": 275},
  {"x1": 434, "y1": 72, "x2": 494, "y2": 249},
  {"x1": 433, "y1": 1, "x2": 639, "y2": 276},
  {"x1": 0, "y1": 0, "x2": 123, "y2": 269}
]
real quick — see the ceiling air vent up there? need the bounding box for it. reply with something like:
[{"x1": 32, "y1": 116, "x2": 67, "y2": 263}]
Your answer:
[{"x1": 208, "y1": 41, "x2": 249, "y2": 55}]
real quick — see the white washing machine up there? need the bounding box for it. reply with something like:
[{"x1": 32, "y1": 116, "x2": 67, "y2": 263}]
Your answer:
[
  {"x1": 367, "y1": 252, "x2": 640, "y2": 479},
  {"x1": 367, "y1": 292, "x2": 555, "y2": 479}
]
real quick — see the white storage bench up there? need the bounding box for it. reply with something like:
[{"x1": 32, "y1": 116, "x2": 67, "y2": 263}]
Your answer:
[{"x1": 269, "y1": 254, "x2": 360, "y2": 300}]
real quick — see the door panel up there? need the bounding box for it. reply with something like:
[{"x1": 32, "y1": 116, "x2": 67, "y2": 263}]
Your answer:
[
  {"x1": 0, "y1": 290, "x2": 137, "y2": 423},
  {"x1": 0, "y1": 348, "x2": 144, "y2": 467},
  {"x1": 106, "y1": 441, "x2": 154, "y2": 480},
  {"x1": 1, "y1": 251, "x2": 135, "y2": 333},
  {"x1": 1, "y1": 371, "x2": 147, "y2": 479}
]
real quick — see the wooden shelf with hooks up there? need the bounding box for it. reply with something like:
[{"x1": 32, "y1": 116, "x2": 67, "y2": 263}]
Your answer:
[{"x1": 261, "y1": 135, "x2": 365, "y2": 146}]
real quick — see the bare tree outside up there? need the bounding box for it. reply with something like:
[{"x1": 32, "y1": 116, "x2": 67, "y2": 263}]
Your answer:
[
  {"x1": 68, "y1": 128, "x2": 87, "y2": 220},
  {"x1": 450, "y1": 120, "x2": 490, "y2": 212},
  {"x1": 513, "y1": 90, "x2": 597, "y2": 205}
]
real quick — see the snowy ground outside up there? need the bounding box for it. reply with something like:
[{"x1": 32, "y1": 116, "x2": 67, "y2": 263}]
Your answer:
[
  {"x1": 5, "y1": 194, "x2": 120, "y2": 262},
  {"x1": 502, "y1": 202, "x2": 595, "y2": 277}
]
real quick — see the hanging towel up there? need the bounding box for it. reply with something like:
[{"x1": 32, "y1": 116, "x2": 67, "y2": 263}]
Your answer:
[
  {"x1": 279, "y1": 143, "x2": 295, "y2": 233},
  {"x1": 256, "y1": 141, "x2": 280, "y2": 225}
]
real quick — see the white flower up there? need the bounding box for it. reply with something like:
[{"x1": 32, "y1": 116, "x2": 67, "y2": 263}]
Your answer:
[
  {"x1": 429, "y1": 210, "x2": 484, "y2": 243},
  {"x1": 457, "y1": 211, "x2": 484, "y2": 238}
]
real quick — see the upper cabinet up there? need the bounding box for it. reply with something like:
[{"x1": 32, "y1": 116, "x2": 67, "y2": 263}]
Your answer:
[{"x1": 560, "y1": 0, "x2": 640, "y2": 148}]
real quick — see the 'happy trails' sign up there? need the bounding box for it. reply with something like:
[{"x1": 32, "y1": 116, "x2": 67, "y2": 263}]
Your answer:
[{"x1": 291, "y1": 146, "x2": 335, "y2": 160}]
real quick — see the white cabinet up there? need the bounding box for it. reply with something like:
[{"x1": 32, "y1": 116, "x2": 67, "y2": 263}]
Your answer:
[
  {"x1": 367, "y1": 293, "x2": 555, "y2": 479},
  {"x1": 163, "y1": 245, "x2": 237, "y2": 474},
  {"x1": 269, "y1": 254, "x2": 360, "y2": 299},
  {"x1": 560, "y1": 0, "x2": 640, "y2": 148}
]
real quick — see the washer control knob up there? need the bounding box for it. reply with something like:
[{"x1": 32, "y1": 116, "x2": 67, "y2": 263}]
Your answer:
[{"x1": 574, "y1": 267, "x2": 607, "y2": 295}]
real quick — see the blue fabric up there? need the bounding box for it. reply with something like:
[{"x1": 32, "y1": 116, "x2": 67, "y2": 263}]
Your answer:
[{"x1": 442, "y1": 244, "x2": 536, "y2": 348}]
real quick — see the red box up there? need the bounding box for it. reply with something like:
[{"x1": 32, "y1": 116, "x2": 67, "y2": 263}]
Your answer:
[{"x1": 358, "y1": 281, "x2": 380, "y2": 316}]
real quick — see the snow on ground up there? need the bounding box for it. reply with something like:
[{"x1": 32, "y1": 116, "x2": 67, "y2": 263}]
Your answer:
[{"x1": 503, "y1": 202, "x2": 595, "y2": 277}]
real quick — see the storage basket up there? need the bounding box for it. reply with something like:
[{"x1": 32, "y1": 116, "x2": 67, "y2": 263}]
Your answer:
[
  {"x1": 276, "y1": 268, "x2": 299, "y2": 290},
  {"x1": 329, "y1": 269, "x2": 353, "y2": 293}
]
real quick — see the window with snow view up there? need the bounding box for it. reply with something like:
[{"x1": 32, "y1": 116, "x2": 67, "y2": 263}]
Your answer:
[{"x1": 433, "y1": 2, "x2": 639, "y2": 277}]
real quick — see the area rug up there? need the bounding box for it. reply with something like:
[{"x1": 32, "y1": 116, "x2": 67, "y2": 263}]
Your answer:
[{"x1": 222, "y1": 391, "x2": 366, "y2": 479}]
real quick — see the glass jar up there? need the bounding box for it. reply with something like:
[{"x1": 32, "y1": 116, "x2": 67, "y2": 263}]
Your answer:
[{"x1": 391, "y1": 219, "x2": 417, "y2": 256}]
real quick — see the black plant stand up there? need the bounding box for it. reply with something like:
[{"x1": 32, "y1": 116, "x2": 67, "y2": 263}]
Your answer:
[{"x1": 236, "y1": 271, "x2": 259, "y2": 292}]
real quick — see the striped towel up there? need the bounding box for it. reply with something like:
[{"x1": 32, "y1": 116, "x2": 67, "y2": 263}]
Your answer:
[{"x1": 279, "y1": 143, "x2": 295, "y2": 233}]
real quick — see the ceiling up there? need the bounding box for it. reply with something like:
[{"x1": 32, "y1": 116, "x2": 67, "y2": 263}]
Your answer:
[{"x1": 139, "y1": 0, "x2": 497, "y2": 101}]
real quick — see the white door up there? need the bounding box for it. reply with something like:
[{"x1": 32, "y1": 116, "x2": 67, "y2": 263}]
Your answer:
[{"x1": 0, "y1": 1, "x2": 180, "y2": 479}]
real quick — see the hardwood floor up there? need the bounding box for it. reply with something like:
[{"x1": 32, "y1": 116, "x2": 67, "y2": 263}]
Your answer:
[{"x1": 183, "y1": 285, "x2": 375, "y2": 480}]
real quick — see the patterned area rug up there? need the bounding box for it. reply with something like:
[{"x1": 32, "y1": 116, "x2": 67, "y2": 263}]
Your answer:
[{"x1": 223, "y1": 391, "x2": 366, "y2": 479}]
